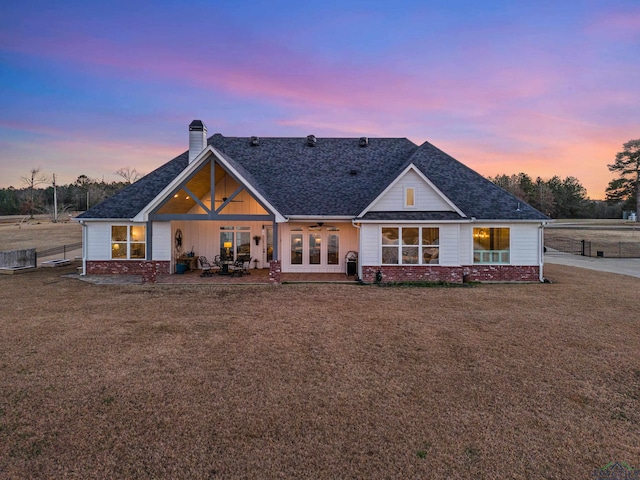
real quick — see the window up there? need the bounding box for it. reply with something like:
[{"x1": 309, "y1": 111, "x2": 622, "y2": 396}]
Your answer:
[
  {"x1": 291, "y1": 231, "x2": 303, "y2": 265},
  {"x1": 422, "y1": 227, "x2": 439, "y2": 264},
  {"x1": 220, "y1": 227, "x2": 234, "y2": 261},
  {"x1": 236, "y1": 227, "x2": 250, "y2": 258},
  {"x1": 289, "y1": 226, "x2": 340, "y2": 266},
  {"x1": 473, "y1": 227, "x2": 510, "y2": 264},
  {"x1": 405, "y1": 187, "x2": 415, "y2": 207},
  {"x1": 382, "y1": 228, "x2": 399, "y2": 264},
  {"x1": 309, "y1": 233, "x2": 321, "y2": 265},
  {"x1": 327, "y1": 233, "x2": 339, "y2": 265},
  {"x1": 111, "y1": 225, "x2": 146, "y2": 259},
  {"x1": 381, "y1": 227, "x2": 439, "y2": 265},
  {"x1": 220, "y1": 226, "x2": 250, "y2": 261}
]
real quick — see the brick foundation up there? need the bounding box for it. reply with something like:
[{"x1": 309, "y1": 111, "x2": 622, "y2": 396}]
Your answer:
[
  {"x1": 86, "y1": 260, "x2": 170, "y2": 276},
  {"x1": 269, "y1": 260, "x2": 282, "y2": 284},
  {"x1": 462, "y1": 265, "x2": 540, "y2": 282},
  {"x1": 362, "y1": 265, "x2": 540, "y2": 284}
]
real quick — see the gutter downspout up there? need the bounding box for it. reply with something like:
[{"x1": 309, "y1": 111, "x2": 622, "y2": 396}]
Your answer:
[
  {"x1": 79, "y1": 220, "x2": 86, "y2": 276},
  {"x1": 539, "y1": 222, "x2": 547, "y2": 282}
]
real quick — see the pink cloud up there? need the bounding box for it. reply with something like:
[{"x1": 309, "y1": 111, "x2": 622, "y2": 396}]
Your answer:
[{"x1": 2, "y1": 8, "x2": 637, "y2": 201}]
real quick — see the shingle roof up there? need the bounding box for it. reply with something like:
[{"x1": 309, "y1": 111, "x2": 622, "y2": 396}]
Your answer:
[
  {"x1": 405, "y1": 141, "x2": 549, "y2": 220},
  {"x1": 77, "y1": 152, "x2": 188, "y2": 219},
  {"x1": 208, "y1": 135, "x2": 418, "y2": 216},
  {"x1": 78, "y1": 134, "x2": 548, "y2": 221}
]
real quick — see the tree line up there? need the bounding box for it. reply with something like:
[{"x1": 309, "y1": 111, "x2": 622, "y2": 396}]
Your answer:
[
  {"x1": 489, "y1": 139, "x2": 639, "y2": 220},
  {"x1": 486, "y1": 173, "x2": 620, "y2": 219},
  {"x1": 0, "y1": 167, "x2": 143, "y2": 219}
]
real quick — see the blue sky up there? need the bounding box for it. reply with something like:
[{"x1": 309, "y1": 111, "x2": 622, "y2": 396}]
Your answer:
[{"x1": 1, "y1": 0, "x2": 639, "y2": 198}]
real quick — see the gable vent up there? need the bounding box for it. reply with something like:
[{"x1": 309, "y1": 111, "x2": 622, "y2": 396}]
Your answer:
[
  {"x1": 306, "y1": 134, "x2": 317, "y2": 147},
  {"x1": 359, "y1": 137, "x2": 369, "y2": 147},
  {"x1": 250, "y1": 136, "x2": 260, "y2": 146}
]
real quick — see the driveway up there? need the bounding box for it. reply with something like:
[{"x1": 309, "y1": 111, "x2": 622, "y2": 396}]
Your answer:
[{"x1": 545, "y1": 252, "x2": 640, "y2": 279}]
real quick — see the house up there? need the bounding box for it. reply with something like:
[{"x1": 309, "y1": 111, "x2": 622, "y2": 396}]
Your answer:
[{"x1": 76, "y1": 120, "x2": 550, "y2": 283}]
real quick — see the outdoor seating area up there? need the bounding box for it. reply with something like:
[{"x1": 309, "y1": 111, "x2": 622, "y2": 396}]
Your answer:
[{"x1": 196, "y1": 255, "x2": 252, "y2": 278}]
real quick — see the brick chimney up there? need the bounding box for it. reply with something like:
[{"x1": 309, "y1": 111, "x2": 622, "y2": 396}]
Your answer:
[{"x1": 189, "y1": 120, "x2": 207, "y2": 163}]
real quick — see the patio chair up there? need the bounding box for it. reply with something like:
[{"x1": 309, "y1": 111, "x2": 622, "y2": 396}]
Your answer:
[
  {"x1": 230, "y1": 258, "x2": 246, "y2": 277},
  {"x1": 199, "y1": 256, "x2": 218, "y2": 277},
  {"x1": 241, "y1": 257, "x2": 251, "y2": 275}
]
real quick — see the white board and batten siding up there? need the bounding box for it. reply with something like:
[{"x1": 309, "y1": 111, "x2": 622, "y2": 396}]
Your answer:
[
  {"x1": 151, "y1": 221, "x2": 172, "y2": 261},
  {"x1": 509, "y1": 223, "x2": 542, "y2": 265},
  {"x1": 368, "y1": 169, "x2": 452, "y2": 212},
  {"x1": 437, "y1": 224, "x2": 460, "y2": 266},
  {"x1": 85, "y1": 222, "x2": 113, "y2": 260}
]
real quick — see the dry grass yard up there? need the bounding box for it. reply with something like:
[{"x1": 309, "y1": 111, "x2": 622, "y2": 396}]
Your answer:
[
  {"x1": 1, "y1": 262, "x2": 639, "y2": 479},
  {"x1": 0, "y1": 218, "x2": 81, "y2": 252},
  {"x1": 546, "y1": 221, "x2": 640, "y2": 243}
]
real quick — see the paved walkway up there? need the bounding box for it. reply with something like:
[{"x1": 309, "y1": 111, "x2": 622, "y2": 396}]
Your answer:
[
  {"x1": 545, "y1": 252, "x2": 640, "y2": 279},
  {"x1": 67, "y1": 269, "x2": 358, "y2": 285}
]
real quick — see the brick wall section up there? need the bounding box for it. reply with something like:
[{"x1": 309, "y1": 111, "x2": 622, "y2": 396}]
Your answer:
[
  {"x1": 269, "y1": 260, "x2": 282, "y2": 284},
  {"x1": 86, "y1": 260, "x2": 170, "y2": 276},
  {"x1": 462, "y1": 265, "x2": 540, "y2": 282},
  {"x1": 362, "y1": 265, "x2": 464, "y2": 283},
  {"x1": 362, "y1": 265, "x2": 540, "y2": 283},
  {"x1": 141, "y1": 261, "x2": 163, "y2": 284}
]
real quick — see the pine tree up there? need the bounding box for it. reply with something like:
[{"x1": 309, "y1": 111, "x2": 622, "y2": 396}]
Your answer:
[{"x1": 606, "y1": 139, "x2": 640, "y2": 220}]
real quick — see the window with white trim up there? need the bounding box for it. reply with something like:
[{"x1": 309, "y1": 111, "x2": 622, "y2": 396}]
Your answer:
[
  {"x1": 404, "y1": 187, "x2": 416, "y2": 208},
  {"x1": 381, "y1": 227, "x2": 439, "y2": 265},
  {"x1": 220, "y1": 226, "x2": 250, "y2": 261},
  {"x1": 111, "y1": 225, "x2": 146, "y2": 259},
  {"x1": 473, "y1": 227, "x2": 510, "y2": 264},
  {"x1": 289, "y1": 226, "x2": 340, "y2": 266}
]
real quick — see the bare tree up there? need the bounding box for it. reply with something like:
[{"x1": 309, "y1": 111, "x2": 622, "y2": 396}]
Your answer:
[
  {"x1": 115, "y1": 166, "x2": 144, "y2": 184},
  {"x1": 21, "y1": 167, "x2": 49, "y2": 219}
]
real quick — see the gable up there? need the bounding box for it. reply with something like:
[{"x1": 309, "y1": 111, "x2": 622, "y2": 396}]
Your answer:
[
  {"x1": 137, "y1": 148, "x2": 283, "y2": 222},
  {"x1": 365, "y1": 168, "x2": 454, "y2": 213}
]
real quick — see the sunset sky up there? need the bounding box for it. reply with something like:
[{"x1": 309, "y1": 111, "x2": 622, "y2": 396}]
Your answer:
[{"x1": 1, "y1": 0, "x2": 639, "y2": 199}]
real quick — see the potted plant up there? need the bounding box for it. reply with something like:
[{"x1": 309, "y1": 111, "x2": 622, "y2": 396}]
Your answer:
[
  {"x1": 253, "y1": 235, "x2": 261, "y2": 246},
  {"x1": 253, "y1": 258, "x2": 259, "y2": 269}
]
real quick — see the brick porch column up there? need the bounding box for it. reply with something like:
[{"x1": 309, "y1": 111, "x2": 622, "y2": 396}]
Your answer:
[
  {"x1": 141, "y1": 261, "x2": 158, "y2": 284},
  {"x1": 269, "y1": 260, "x2": 281, "y2": 285}
]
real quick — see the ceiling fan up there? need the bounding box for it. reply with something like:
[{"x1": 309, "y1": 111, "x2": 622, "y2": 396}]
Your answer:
[
  {"x1": 214, "y1": 175, "x2": 245, "y2": 203},
  {"x1": 214, "y1": 197, "x2": 244, "y2": 203},
  {"x1": 309, "y1": 222, "x2": 335, "y2": 229}
]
